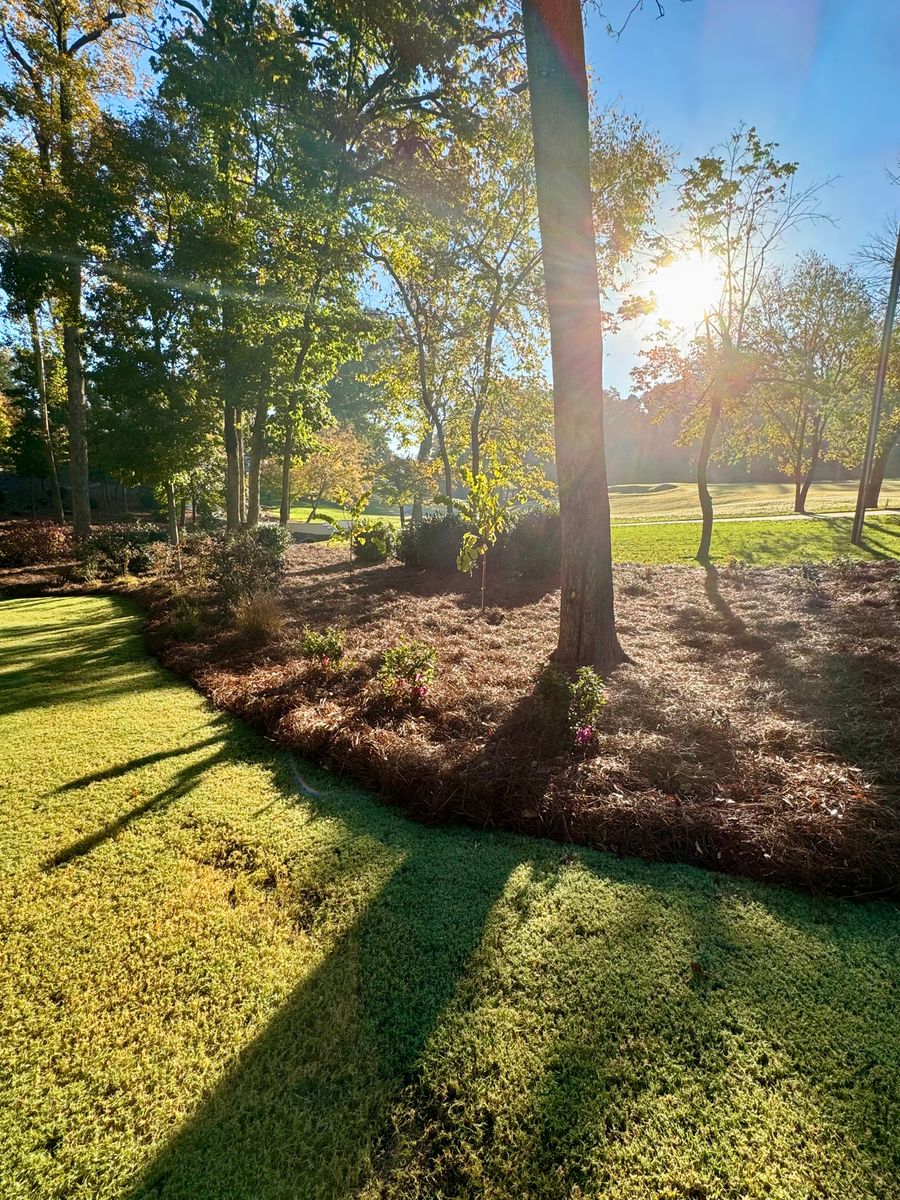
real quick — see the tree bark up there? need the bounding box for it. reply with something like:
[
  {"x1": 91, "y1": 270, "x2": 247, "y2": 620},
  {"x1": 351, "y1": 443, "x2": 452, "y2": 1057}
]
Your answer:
[
  {"x1": 523, "y1": 0, "x2": 622, "y2": 668},
  {"x1": 279, "y1": 418, "x2": 294, "y2": 526},
  {"x1": 63, "y1": 318, "x2": 91, "y2": 538},
  {"x1": 166, "y1": 480, "x2": 180, "y2": 548},
  {"x1": 695, "y1": 393, "x2": 722, "y2": 563},
  {"x1": 29, "y1": 311, "x2": 65, "y2": 524},
  {"x1": 245, "y1": 391, "x2": 268, "y2": 528},
  {"x1": 224, "y1": 402, "x2": 241, "y2": 529},
  {"x1": 797, "y1": 420, "x2": 823, "y2": 514},
  {"x1": 236, "y1": 419, "x2": 246, "y2": 526},
  {"x1": 411, "y1": 430, "x2": 433, "y2": 525},
  {"x1": 865, "y1": 435, "x2": 895, "y2": 508}
]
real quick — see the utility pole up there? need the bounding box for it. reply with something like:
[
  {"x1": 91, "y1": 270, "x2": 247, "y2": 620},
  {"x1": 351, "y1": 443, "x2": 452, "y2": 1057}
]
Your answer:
[{"x1": 851, "y1": 224, "x2": 900, "y2": 545}]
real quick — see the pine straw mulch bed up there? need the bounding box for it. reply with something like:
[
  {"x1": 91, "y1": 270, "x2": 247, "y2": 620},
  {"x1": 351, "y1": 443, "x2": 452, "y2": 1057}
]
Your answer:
[{"x1": 134, "y1": 542, "x2": 900, "y2": 901}]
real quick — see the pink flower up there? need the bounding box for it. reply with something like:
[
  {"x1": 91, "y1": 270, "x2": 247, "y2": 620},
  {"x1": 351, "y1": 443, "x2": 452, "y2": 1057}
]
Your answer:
[
  {"x1": 575, "y1": 725, "x2": 594, "y2": 747},
  {"x1": 322, "y1": 655, "x2": 330, "y2": 668}
]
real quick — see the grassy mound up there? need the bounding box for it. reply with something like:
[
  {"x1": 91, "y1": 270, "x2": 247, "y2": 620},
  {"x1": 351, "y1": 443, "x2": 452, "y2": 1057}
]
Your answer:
[{"x1": 1, "y1": 596, "x2": 899, "y2": 1199}]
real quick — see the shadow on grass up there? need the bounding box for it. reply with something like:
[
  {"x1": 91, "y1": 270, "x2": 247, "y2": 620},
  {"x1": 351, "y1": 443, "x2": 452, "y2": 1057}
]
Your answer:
[{"x1": 126, "y1": 782, "x2": 515, "y2": 1200}]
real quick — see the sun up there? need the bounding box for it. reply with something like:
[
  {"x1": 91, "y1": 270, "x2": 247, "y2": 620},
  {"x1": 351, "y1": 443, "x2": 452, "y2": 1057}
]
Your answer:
[{"x1": 646, "y1": 251, "x2": 723, "y2": 333}]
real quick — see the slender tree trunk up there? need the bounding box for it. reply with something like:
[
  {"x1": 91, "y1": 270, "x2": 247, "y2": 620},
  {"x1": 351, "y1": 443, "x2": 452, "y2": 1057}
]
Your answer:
[
  {"x1": 399, "y1": 503, "x2": 405, "y2": 527},
  {"x1": 29, "y1": 311, "x2": 64, "y2": 523},
  {"x1": 166, "y1": 481, "x2": 180, "y2": 548},
  {"x1": 63, "y1": 318, "x2": 91, "y2": 538},
  {"x1": 797, "y1": 423, "x2": 823, "y2": 514},
  {"x1": 123, "y1": 485, "x2": 129, "y2": 514},
  {"x1": 865, "y1": 436, "x2": 895, "y2": 508},
  {"x1": 307, "y1": 486, "x2": 325, "y2": 522},
  {"x1": 792, "y1": 405, "x2": 808, "y2": 513},
  {"x1": 523, "y1": 0, "x2": 622, "y2": 668},
  {"x1": 246, "y1": 392, "x2": 268, "y2": 528},
  {"x1": 179, "y1": 495, "x2": 186, "y2": 530},
  {"x1": 236, "y1": 420, "x2": 246, "y2": 526},
  {"x1": 695, "y1": 393, "x2": 722, "y2": 563},
  {"x1": 411, "y1": 430, "x2": 433, "y2": 524},
  {"x1": 280, "y1": 418, "x2": 294, "y2": 526},
  {"x1": 224, "y1": 403, "x2": 241, "y2": 530},
  {"x1": 435, "y1": 420, "x2": 453, "y2": 505}
]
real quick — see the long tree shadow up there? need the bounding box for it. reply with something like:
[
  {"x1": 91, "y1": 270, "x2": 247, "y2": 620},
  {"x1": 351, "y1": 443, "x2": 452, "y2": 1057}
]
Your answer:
[
  {"x1": 125, "y1": 774, "x2": 515, "y2": 1200},
  {"x1": 57, "y1": 732, "x2": 228, "y2": 792}
]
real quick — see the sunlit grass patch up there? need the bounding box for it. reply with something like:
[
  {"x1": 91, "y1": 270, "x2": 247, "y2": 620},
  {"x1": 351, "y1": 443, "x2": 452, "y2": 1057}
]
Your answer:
[
  {"x1": 613, "y1": 515, "x2": 900, "y2": 565},
  {"x1": 1, "y1": 595, "x2": 898, "y2": 1200}
]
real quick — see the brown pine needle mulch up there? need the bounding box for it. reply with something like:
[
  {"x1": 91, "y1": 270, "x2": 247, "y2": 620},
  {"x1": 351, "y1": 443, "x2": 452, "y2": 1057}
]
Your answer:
[{"x1": 140, "y1": 544, "x2": 899, "y2": 897}]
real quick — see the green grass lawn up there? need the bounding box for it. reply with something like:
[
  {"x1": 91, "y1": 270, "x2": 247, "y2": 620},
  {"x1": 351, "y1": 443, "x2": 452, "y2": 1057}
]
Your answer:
[
  {"x1": 268, "y1": 498, "x2": 406, "y2": 527},
  {"x1": 2, "y1": 595, "x2": 899, "y2": 1200},
  {"x1": 612, "y1": 514, "x2": 900, "y2": 565},
  {"x1": 608, "y1": 479, "x2": 900, "y2": 522}
]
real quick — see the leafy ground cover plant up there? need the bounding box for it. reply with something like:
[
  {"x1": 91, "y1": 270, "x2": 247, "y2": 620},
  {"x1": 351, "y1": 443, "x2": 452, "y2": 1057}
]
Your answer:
[
  {"x1": 351, "y1": 519, "x2": 396, "y2": 564},
  {"x1": 537, "y1": 663, "x2": 606, "y2": 749},
  {"x1": 378, "y1": 640, "x2": 436, "y2": 701},
  {"x1": 300, "y1": 625, "x2": 345, "y2": 668},
  {"x1": 211, "y1": 526, "x2": 291, "y2": 606}
]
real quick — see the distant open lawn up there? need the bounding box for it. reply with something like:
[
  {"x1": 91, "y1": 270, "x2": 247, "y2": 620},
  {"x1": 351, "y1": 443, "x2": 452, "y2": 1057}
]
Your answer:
[
  {"x1": 1, "y1": 595, "x2": 899, "y2": 1199},
  {"x1": 269, "y1": 480, "x2": 900, "y2": 533},
  {"x1": 607, "y1": 479, "x2": 900, "y2": 522},
  {"x1": 613, "y1": 513, "x2": 900, "y2": 565}
]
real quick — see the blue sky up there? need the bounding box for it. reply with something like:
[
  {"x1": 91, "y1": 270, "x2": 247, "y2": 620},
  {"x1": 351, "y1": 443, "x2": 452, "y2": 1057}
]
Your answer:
[{"x1": 584, "y1": 0, "x2": 900, "y2": 390}]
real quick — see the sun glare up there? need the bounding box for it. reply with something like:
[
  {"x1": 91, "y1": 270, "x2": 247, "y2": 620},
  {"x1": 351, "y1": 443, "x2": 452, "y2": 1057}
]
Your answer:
[{"x1": 646, "y1": 252, "x2": 723, "y2": 332}]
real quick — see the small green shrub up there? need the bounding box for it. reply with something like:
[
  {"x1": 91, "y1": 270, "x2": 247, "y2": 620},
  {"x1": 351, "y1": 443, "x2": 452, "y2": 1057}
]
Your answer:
[
  {"x1": 76, "y1": 522, "x2": 167, "y2": 579},
  {"x1": 537, "y1": 664, "x2": 606, "y2": 749},
  {"x1": 396, "y1": 515, "x2": 464, "y2": 572},
  {"x1": 0, "y1": 519, "x2": 71, "y2": 567},
  {"x1": 165, "y1": 596, "x2": 205, "y2": 641},
  {"x1": 233, "y1": 590, "x2": 284, "y2": 643},
  {"x1": 379, "y1": 640, "x2": 437, "y2": 700},
  {"x1": 502, "y1": 506, "x2": 561, "y2": 578},
  {"x1": 212, "y1": 526, "x2": 291, "y2": 606},
  {"x1": 300, "y1": 625, "x2": 345, "y2": 667},
  {"x1": 352, "y1": 519, "x2": 396, "y2": 564}
]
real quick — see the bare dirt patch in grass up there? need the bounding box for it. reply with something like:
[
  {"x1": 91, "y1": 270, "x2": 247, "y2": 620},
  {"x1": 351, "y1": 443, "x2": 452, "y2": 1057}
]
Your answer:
[{"x1": 147, "y1": 543, "x2": 900, "y2": 896}]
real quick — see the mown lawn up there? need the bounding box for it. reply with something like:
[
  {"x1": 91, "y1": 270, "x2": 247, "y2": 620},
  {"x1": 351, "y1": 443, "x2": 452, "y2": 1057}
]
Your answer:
[
  {"x1": 612, "y1": 514, "x2": 900, "y2": 565},
  {"x1": 607, "y1": 479, "x2": 900, "y2": 522},
  {"x1": 1, "y1": 595, "x2": 898, "y2": 1200}
]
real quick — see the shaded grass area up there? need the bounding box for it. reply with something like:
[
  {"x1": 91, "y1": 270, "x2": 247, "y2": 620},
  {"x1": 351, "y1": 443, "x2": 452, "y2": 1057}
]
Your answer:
[
  {"x1": 612, "y1": 514, "x2": 900, "y2": 564},
  {"x1": 1, "y1": 595, "x2": 899, "y2": 1199}
]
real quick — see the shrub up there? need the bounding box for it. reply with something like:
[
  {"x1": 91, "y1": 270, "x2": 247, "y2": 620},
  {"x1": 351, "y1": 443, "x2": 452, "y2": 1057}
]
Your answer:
[
  {"x1": 164, "y1": 596, "x2": 205, "y2": 641},
  {"x1": 379, "y1": 640, "x2": 437, "y2": 701},
  {"x1": 502, "y1": 506, "x2": 561, "y2": 579},
  {"x1": 396, "y1": 514, "x2": 464, "y2": 572},
  {"x1": 76, "y1": 522, "x2": 167, "y2": 579},
  {"x1": 211, "y1": 526, "x2": 291, "y2": 606},
  {"x1": 233, "y1": 590, "x2": 284, "y2": 643},
  {"x1": 537, "y1": 664, "x2": 606, "y2": 749},
  {"x1": 0, "y1": 520, "x2": 71, "y2": 568},
  {"x1": 352, "y1": 519, "x2": 396, "y2": 564},
  {"x1": 300, "y1": 625, "x2": 345, "y2": 667}
]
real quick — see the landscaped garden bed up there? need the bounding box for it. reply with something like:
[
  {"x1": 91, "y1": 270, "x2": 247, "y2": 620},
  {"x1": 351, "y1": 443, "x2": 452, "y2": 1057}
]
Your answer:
[{"x1": 137, "y1": 540, "x2": 900, "y2": 899}]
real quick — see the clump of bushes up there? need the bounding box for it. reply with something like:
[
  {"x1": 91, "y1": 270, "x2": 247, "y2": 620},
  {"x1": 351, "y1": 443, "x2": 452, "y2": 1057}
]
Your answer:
[
  {"x1": 74, "y1": 522, "x2": 167, "y2": 580},
  {"x1": 233, "y1": 590, "x2": 284, "y2": 644},
  {"x1": 501, "y1": 506, "x2": 561, "y2": 578},
  {"x1": 0, "y1": 519, "x2": 71, "y2": 568},
  {"x1": 352, "y1": 519, "x2": 396, "y2": 564},
  {"x1": 300, "y1": 625, "x2": 344, "y2": 667},
  {"x1": 379, "y1": 640, "x2": 437, "y2": 701},
  {"x1": 211, "y1": 526, "x2": 291, "y2": 606},
  {"x1": 396, "y1": 514, "x2": 464, "y2": 572},
  {"x1": 163, "y1": 595, "x2": 206, "y2": 641},
  {"x1": 536, "y1": 664, "x2": 606, "y2": 750}
]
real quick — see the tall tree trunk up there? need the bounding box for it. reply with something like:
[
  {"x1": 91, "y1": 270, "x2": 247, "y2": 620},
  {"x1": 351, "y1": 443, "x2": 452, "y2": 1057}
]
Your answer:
[
  {"x1": 245, "y1": 392, "x2": 268, "y2": 528},
  {"x1": 166, "y1": 481, "x2": 180, "y2": 548},
  {"x1": 792, "y1": 405, "x2": 809, "y2": 513},
  {"x1": 279, "y1": 418, "x2": 294, "y2": 526},
  {"x1": 307, "y1": 486, "x2": 325, "y2": 522},
  {"x1": 411, "y1": 430, "x2": 433, "y2": 524},
  {"x1": 63, "y1": 318, "x2": 91, "y2": 538},
  {"x1": 179, "y1": 495, "x2": 186, "y2": 530},
  {"x1": 236, "y1": 420, "x2": 246, "y2": 526},
  {"x1": 797, "y1": 421, "x2": 823, "y2": 514},
  {"x1": 523, "y1": 0, "x2": 622, "y2": 668},
  {"x1": 224, "y1": 403, "x2": 241, "y2": 530},
  {"x1": 399, "y1": 503, "x2": 405, "y2": 528},
  {"x1": 435, "y1": 419, "x2": 453, "y2": 505},
  {"x1": 865, "y1": 435, "x2": 895, "y2": 508},
  {"x1": 29, "y1": 311, "x2": 65, "y2": 523},
  {"x1": 695, "y1": 393, "x2": 722, "y2": 563}
]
